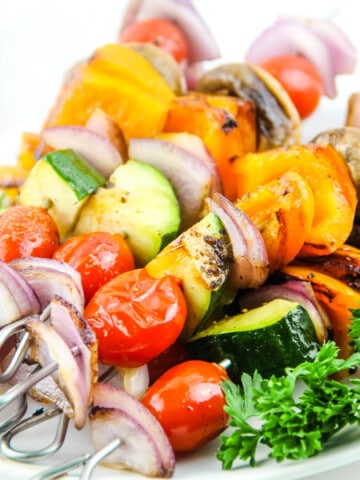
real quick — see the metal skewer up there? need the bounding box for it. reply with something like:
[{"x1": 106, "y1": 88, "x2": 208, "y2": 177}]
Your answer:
[
  {"x1": 0, "y1": 317, "x2": 40, "y2": 433},
  {"x1": 0, "y1": 366, "x2": 116, "y2": 461},
  {"x1": 0, "y1": 407, "x2": 69, "y2": 461},
  {"x1": 28, "y1": 438, "x2": 121, "y2": 480},
  {"x1": 0, "y1": 317, "x2": 32, "y2": 384}
]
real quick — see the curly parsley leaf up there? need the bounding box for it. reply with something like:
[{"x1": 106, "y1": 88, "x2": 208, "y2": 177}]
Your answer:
[
  {"x1": 218, "y1": 313, "x2": 360, "y2": 470},
  {"x1": 349, "y1": 306, "x2": 360, "y2": 353},
  {"x1": 218, "y1": 371, "x2": 262, "y2": 468}
]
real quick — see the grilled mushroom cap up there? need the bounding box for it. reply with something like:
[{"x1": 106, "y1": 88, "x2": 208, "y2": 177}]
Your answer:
[{"x1": 124, "y1": 42, "x2": 187, "y2": 95}]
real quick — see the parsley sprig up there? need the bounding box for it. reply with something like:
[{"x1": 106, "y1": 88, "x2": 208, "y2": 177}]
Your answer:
[{"x1": 218, "y1": 307, "x2": 360, "y2": 469}]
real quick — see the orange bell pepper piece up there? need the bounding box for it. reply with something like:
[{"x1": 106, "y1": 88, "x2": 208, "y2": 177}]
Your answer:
[
  {"x1": 234, "y1": 143, "x2": 357, "y2": 256},
  {"x1": 163, "y1": 93, "x2": 256, "y2": 201},
  {"x1": 44, "y1": 44, "x2": 174, "y2": 142},
  {"x1": 304, "y1": 244, "x2": 360, "y2": 292},
  {"x1": 235, "y1": 171, "x2": 315, "y2": 272}
]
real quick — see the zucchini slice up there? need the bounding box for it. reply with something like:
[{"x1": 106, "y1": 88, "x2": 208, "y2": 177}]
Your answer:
[
  {"x1": 18, "y1": 149, "x2": 106, "y2": 240},
  {"x1": 146, "y1": 212, "x2": 232, "y2": 340},
  {"x1": 188, "y1": 298, "x2": 321, "y2": 381},
  {"x1": 75, "y1": 159, "x2": 180, "y2": 265}
]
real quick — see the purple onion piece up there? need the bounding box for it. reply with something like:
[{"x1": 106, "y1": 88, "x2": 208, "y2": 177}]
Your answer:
[
  {"x1": 245, "y1": 17, "x2": 357, "y2": 98},
  {"x1": 119, "y1": 0, "x2": 221, "y2": 64},
  {"x1": 11, "y1": 257, "x2": 85, "y2": 312},
  {"x1": 208, "y1": 193, "x2": 269, "y2": 289},
  {"x1": 91, "y1": 382, "x2": 175, "y2": 477},
  {"x1": 0, "y1": 260, "x2": 40, "y2": 326}
]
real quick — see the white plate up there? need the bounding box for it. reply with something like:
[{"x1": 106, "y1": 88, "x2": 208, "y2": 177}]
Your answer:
[{"x1": 1, "y1": 1, "x2": 360, "y2": 479}]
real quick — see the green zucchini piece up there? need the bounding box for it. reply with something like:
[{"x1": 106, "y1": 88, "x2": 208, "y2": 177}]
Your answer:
[
  {"x1": 146, "y1": 212, "x2": 233, "y2": 340},
  {"x1": 19, "y1": 149, "x2": 106, "y2": 240},
  {"x1": 43, "y1": 149, "x2": 106, "y2": 200},
  {"x1": 188, "y1": 298, "x2": 321, "y2": 381},
  {"x1": 75, "y1": 159, "x2": 181, "y2": 265}
]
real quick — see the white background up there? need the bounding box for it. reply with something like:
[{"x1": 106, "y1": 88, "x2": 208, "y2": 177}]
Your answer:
[
  {"x1": 0, "y1": 0, "x2": 359, "y2": 131},
  {"x1": 0, "y1": 1, "x2": 360, "y2": 479}
]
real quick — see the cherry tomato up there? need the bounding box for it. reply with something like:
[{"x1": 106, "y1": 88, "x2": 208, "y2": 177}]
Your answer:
[
  {"x1": 53, "y1": 231, "x2": 134, "y2": 303},
  {"x1": 119, "y1": 18, "x2": 189, "y2": 64},
  {"x1": 84, "y1": 268, "x2": 187, "y2": 367},
  {"x1": 0, "y1": 205, "x2": 59, "y2": 262},
  {"x1": 141, "y1": 360, "x2": 230, "y2": 452},
  {"x1": 259, "y1": 54, "x2": 323, "y2": 119}
]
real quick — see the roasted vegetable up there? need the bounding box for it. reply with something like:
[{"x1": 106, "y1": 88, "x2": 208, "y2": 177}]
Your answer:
[
  {"x1": 146, "y1": 212, "x2": 232, "y2": 340},
  {"x1": 346, "y1": 93, "x2": 360, "y2": 128},
  {"x1": 128, "y1": 135, "x2": 221, "y2": 231},
  {"x1": 163, "y1": 93, "x2": 256, "y2": 201},
  {"x1": 311, "y1": 127, "x2": 360, "y2": 247},
  {"x1": 235, "y1": 171, "x2": 315, "y2": 272},
  {"x1": 196, "y1": 62, "x2": 301, "y2": 151},
  {"x1": 296, "y1": 244, "x2": 360, "y2": 293},
  {"x1": 188, "y1": 299, "x2": 321, "y2": 381},
  {"x1": 125, "y1": 42, "x2": 186, "y2": 95},
  {"x1": 282, "y1": 264, "x2": 360, "y2": 362},
  {"x1": 75, "y1": 159, "x2": 180, "y2": 266},
  {"x1": 43, "y1": 43, "x2": 174, "y2": 141},
  {"x1": 18, "y1": 149, "x2": 106, "y2": 241},
  {"x1": 234, "y1": 143, "x2": 357, "y2": 256}
]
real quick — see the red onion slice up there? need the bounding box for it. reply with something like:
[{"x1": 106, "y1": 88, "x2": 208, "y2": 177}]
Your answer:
[
  {"x1": 245, "y1": 17, "x2": 357, "y2": 98},
  {"x1": 90, "y1": 382, "x2": 175, "y2": 477},
  {"x1": 10, "y1": 257, "x2": 85, "y2": 313},
  {"x1": 0, "y1": 260, "x2": 40, "y2": 327},
  {"x1": 155, "y1": 132, "x2": 223, "y2": 195},
  {"x1": 303, "y1": 16, "x2": 357, "y2": 74},
  {"x1": 238, "y1": 280, "x2": 330, "y2": 344},
  {"x1": 42, "y1": 125, "x2": 124, "y2": 178},
  {"x1": 120, "y1": 0, "x2": 221, "y2": 63},
  {"x1": 207, "y1": 193, "x2": 269, "y2": 289},
  {"x1": 129, "y1": 137, "x2": 214, "y2": 231}
]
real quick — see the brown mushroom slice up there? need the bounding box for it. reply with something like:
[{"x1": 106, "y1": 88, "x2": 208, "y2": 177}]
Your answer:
[
  {"x1": 26, "y1": 316, "x2": 89, "y2": 429},
  {"x1": 346, "y1": 93, "x2": 360, "y2": 128},
  {"x1": 48, "y1": 296, "x2": 98, "y2": 409},
  {"x1": 312, "y1": 127, "x2": 360, "y2": 204},
  {"x1": 90, "y1": 382, "x2": 175, "y2": 478},
  {"x1": 196, "y1": 62, "x2": 301, "y2": 150},
  {"x1": 124, "y1": 42, "x2": 186, "y2": 95}
]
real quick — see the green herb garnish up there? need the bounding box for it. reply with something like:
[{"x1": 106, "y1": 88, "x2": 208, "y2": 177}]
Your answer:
[{"x1": 218, "y1": 307, "x2": 360, "y2": 469}]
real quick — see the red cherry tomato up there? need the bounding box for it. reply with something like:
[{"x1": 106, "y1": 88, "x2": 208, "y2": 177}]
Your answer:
[
  {"x1": 259, "y1": 54, "x2": 323, "y2": 119},
  {"x1": 119, "y1": 18, "x2": 189, "y2": 64},
  {"x1": 141, "y1": 360, "x2": 230, "y2": 452},
  {"x1": 53, "y1": 231, "x2": 134, "y2": 303},
  {"x1": 0, "y1": 205, "x2": 59, "y2": 262},
  {"x1": 84, "y1": 268, "x2": 187, "y2": 367}
]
